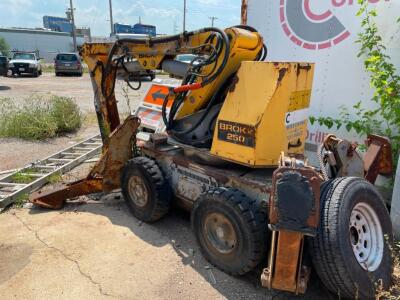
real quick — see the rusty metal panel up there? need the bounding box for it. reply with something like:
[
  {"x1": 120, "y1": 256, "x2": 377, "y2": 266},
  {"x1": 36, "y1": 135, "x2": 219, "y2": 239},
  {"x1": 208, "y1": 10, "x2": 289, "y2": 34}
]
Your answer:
[
  {"x1": 269, "y1": 156, "x2": 322, "y2": 236},
  {"x1": 30, "y1": 178, "x2": 102, "y2": 209},
  {"x1": 30, "y1": 116, "x2": 141, "y2": 209},
  {"x1": 271, "y1": 231, "x2": 303, "y2": 293},
  {"x1": 364, "y1": 134, "x2": 393, "y2": 183},
  {"x1": 89, "y1": 116, "x2": 141, "y2": 191}
]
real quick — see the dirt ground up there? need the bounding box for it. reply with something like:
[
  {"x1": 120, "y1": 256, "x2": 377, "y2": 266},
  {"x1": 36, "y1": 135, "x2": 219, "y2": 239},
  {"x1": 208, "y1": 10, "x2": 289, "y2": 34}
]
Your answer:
[
  {"x1": 0, "y1": 72, "x2": 155, "y2": 172},
  {"x1": 0, "y1": 73, "x2": 330, "y2": 299}
]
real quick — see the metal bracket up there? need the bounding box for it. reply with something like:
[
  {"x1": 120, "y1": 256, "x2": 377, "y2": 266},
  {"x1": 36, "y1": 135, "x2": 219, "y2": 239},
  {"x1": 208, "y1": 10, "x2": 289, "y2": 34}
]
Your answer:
[{"x1": 29, "y1": 116, "x2": 141, "y2": 209}]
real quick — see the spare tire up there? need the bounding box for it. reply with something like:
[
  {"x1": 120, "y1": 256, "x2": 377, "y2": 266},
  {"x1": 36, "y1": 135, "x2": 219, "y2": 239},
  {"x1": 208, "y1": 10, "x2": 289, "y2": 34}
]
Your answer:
[{"x1": 310, "y1": 177, "x2": 393, "y2": 299}]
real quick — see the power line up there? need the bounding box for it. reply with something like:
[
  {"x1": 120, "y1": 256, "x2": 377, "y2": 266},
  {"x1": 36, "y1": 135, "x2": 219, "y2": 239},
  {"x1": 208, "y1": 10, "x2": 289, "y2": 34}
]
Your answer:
[{"x1": 209, "y1": 16, "x2": 218, "y2": 27}]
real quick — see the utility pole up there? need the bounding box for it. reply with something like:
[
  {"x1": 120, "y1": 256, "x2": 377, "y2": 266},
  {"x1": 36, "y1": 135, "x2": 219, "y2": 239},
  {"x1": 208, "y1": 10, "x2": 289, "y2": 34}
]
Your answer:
[
  {"x1": 183, "y1": 0, "x2": 187, "y2": 31},
  {"x1": 69, "y1": 0, "x2": 77, "y2": 52},
  {"x1": 209, "y1": 16, "x2": 218, "y2": 27},
  {"x1": 109, "y1": 0, "x2": 114, "y2": 35}
]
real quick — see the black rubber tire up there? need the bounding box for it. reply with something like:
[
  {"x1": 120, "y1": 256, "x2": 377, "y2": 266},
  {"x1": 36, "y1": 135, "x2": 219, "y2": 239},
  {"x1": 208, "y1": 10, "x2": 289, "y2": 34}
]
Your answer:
[
  {"x1": 33, "y1": 71, "x2": 38, "y2": 77},
  {"x1": 191, "y1": 187, "x2": 268, "y2": 275},
  {"x1": 121, "y1": 156, "x2": 171, "y2": 223},
  {"x1": 38, "y1": 69, "x2": 42, "y2": 75},
  {"x1": 310, "y1": 177, "x2": 393, "y2": 299}
]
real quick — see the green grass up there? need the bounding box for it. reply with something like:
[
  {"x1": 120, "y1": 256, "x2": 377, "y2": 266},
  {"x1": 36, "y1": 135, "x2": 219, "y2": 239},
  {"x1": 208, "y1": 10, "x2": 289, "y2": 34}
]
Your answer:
[
  {"x1": 14, "y1": 193, "x2": 28, "y2": 208},
  {"x1": 0, "y1": 95, "x2": 82, "y2": 140},
  {"x1": 11, "y1": 172, "x2": 35, "y2": 184},
  {"x1": 48, "y1": 171, "x2": 62, "y2": 184}
]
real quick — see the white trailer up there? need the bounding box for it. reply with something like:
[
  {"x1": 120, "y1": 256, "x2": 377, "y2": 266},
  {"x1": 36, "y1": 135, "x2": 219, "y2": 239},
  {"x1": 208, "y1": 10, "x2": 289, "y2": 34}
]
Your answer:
[{"x1": 241, "y1": 0, "x2": 400, "y2": 232}]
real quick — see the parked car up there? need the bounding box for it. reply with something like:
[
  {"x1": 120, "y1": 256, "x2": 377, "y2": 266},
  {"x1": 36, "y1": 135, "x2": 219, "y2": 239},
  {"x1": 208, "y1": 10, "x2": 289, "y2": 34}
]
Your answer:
[
  {"x1": 0, "y1": 56, "x2": 8, "y2": 76},
  {"x1": 9, "y1": 52, "x2": 42, "y2": 77},
  {"x1": 55, "y1": 53, "x2": 83, "y2": 76}
]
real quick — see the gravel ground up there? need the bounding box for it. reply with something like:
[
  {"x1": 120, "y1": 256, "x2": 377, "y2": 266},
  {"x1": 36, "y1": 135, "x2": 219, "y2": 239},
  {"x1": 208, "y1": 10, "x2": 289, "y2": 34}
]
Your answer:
[
  {"x1": 0, "y1": 73, "x2": 330, "y2": 299},
  {"x1": 0, "y1": 72, "x2": 155, "y2": 171}
]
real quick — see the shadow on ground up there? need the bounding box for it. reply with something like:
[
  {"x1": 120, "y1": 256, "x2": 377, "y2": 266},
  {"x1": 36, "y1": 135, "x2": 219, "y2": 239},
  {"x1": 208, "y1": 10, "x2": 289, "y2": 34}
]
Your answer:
[{"x1": 29, "y1": 194, "x2": 332, "y2": 300}]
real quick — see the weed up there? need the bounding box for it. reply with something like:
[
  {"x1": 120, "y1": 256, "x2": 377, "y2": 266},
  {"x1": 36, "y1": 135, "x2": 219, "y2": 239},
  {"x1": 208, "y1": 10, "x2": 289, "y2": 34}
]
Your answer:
[
  {"x1": 375, "y1": 240, "x2": 400, "y2": 299},
  {"x1": 11, "y1": 172, "x2": 35, "y2": 184},
  {"x1": 0, "y1": 95, "x2": 82, "y2": 140},
  {"x1": 48, "y1": 172, "x2": 62, "y2": 184},
  {"x1": 51, "y1": 96, "x2": 82, "y2": 133},
  {"x1": 14, "y1": 193, "x2": 28, "y2": 208}
]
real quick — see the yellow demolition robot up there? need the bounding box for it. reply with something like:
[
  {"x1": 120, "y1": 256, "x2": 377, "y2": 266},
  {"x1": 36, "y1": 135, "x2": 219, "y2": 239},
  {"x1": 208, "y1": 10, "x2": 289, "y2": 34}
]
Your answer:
[{"x1": 30, "y1": 25, "x2": 393, "y2": 299}]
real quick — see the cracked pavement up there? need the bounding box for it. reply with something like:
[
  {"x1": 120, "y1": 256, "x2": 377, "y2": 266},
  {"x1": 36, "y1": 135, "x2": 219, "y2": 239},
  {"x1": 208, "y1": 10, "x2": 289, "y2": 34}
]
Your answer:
[{"x1": 0, "y1": 196, "x2": 329, "y2": 300}]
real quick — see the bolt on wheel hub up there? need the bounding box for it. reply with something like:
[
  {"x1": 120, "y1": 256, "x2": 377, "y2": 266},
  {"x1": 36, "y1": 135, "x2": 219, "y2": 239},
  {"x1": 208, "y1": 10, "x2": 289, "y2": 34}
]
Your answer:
[
  {"x1": 128, "y1": 175, "x2": 149, "y2": 207},
  {"x1": 204, "y1": 212, "x2": 237, "y2": 254}
]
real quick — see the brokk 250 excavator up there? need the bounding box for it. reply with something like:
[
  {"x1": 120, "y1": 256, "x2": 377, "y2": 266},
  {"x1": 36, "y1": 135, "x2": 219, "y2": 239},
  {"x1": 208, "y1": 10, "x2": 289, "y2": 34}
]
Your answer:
[{"x1": 30, "y1": 26, "x2": 394, "y2": 298}]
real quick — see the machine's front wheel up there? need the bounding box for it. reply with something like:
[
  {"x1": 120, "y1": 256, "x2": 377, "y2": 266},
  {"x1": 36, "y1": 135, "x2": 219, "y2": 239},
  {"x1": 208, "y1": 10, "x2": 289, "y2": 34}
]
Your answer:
[
  {"x1": 310, "y1": 177, "x2": 393, "y2": 299},
  {"x1": 121, "y1": 157, "x2": 171, "y2": 223},
  {"x1": 191, "y1": 187, "x2": 268, "y2": 275}
]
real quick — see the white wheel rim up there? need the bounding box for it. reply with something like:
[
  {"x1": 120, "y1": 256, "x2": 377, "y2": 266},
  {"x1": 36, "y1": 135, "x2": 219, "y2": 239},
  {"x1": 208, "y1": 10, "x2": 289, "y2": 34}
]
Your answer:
[{"x1": 349, "y1": 202, "x2": 383, "y2": 271}]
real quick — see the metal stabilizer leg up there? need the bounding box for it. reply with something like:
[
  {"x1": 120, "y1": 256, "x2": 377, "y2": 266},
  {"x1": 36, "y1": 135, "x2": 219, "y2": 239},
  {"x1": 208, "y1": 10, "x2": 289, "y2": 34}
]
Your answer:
[{"x1": 29, "y1": 116, "x2": 141, "y2": 209}]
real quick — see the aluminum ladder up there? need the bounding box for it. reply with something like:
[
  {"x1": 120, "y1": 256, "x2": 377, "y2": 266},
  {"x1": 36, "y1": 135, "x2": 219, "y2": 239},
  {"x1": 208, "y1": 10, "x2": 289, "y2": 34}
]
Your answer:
[{"x1": 0, "y1": 134, "x2": 103, "y2": 211}]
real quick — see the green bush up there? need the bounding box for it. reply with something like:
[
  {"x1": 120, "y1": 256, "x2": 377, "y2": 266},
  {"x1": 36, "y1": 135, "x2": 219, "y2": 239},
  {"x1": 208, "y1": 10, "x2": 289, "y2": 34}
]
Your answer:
[
  {"x1": 51, "y1": 96, "x2": 82, "y2": 133},
  {"x1": 0, "y1": 37, "x2": 10, "y2": 57},
  {"x1": 0, "y1": 95, "x2": 82, "y2": 140}
]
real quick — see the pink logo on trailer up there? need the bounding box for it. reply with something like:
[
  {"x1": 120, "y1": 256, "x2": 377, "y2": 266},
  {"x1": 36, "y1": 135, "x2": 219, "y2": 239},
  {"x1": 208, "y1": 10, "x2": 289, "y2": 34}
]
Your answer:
[{"x1": 280, "y1": 0, "x2": 390, "y2": 50}]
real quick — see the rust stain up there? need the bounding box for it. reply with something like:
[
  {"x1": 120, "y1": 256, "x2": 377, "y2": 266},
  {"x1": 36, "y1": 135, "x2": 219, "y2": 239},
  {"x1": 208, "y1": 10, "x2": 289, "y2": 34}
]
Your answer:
[{"x1": 277, "y1": 68, "x2": 288, "y2": 84}]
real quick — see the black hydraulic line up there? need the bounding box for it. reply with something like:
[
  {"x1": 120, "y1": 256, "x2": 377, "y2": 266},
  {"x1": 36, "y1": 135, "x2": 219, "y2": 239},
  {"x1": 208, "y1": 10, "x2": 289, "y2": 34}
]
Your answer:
[
  {"x1": 160, "y1": 28, "x2": 231, "y2": 141},
  {"x1": 260, "y1": 44, "x2": 268, "y2": 61},
  {"x1": 103, "y1": 27, "x2": 233, "y2": 144},
  {"x1": 170, "y1": 75, "x2": 234, "y2": 144},
  {"x1": 126, "y1": 78, "x2": 141, "y2": 90}
]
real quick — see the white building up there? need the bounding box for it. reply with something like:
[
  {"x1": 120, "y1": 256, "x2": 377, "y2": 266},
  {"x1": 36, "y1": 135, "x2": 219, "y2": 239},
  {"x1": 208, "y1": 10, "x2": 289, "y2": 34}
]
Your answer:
[{"x1": 0, "y1": 27, "x2": 84, "y2": 62}]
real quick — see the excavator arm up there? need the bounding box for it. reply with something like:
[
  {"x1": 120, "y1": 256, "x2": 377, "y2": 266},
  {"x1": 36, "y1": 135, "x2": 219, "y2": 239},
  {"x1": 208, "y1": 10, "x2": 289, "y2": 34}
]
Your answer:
[{"x1": 30, "y1": 26, "x2": 265, "y2": 208}]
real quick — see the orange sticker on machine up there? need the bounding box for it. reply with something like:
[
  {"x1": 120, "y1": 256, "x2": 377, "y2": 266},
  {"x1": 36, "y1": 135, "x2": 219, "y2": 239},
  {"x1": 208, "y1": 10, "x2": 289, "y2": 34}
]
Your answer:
[{"x1": 144, "y1": 84, "x2": 173, "y2": 108}]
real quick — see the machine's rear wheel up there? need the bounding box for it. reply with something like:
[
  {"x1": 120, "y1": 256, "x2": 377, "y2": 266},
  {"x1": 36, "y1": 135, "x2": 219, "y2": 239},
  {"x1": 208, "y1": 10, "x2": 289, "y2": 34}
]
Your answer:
[
  {"x1": 121, "y1": 157, "x2": 171, "y2": 223},
  {"x1": 191, "y1": 187, "x2": 268, "y2": 275},
  {"x1": 310, "y1": 177, "x2": 393, "y2": 299}
]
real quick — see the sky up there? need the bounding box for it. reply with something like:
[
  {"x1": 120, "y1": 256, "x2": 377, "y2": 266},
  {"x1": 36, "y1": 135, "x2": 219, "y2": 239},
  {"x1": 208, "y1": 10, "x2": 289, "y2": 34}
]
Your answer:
[{"x1": 0, "y1": 0, "x2": 241, "y2": 36}]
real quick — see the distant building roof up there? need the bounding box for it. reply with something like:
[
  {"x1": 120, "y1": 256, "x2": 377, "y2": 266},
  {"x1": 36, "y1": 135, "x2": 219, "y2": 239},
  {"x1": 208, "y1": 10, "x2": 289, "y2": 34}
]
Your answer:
[{"x1": 0, "y1": 27, "x2": 84, "y2": 37}]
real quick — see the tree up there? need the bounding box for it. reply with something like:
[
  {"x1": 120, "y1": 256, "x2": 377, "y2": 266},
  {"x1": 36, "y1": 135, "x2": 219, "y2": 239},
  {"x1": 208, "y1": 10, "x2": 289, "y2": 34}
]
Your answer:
[{"x1": 0, "y1": 37, "x2": 10, "y2": 57}]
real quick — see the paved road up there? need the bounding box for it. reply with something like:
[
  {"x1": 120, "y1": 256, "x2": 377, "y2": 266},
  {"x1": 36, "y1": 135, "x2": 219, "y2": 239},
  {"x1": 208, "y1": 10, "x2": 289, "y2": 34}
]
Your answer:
[{"x1": 0, "y1": 198, "x2": 328, "y2": 300}]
